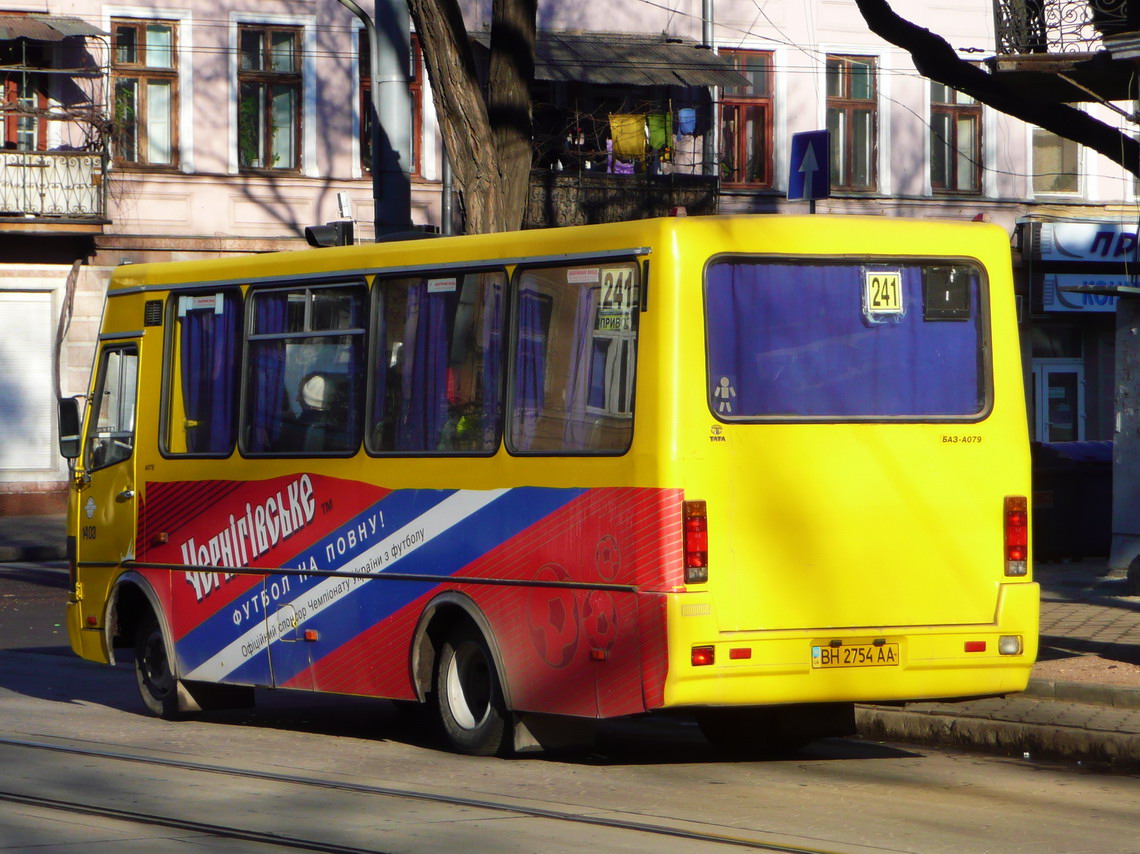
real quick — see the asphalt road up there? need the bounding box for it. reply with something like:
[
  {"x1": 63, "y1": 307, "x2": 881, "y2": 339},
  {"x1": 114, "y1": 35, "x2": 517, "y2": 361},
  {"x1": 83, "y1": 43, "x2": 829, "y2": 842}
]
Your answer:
[{"x1": 0, "y1": 561, "x2": 1137, "y2": 854}]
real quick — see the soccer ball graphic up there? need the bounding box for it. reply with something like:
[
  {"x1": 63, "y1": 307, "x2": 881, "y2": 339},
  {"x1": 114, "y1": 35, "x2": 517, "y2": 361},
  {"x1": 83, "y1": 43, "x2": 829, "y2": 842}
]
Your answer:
[
  {"x1": 595, "y1": 534, "x2": 622, "y2": 581},
  {"x1": 582, "y1": 590, "x2": 618, "y2": 652},
  {"x1": 527, "y1": 563, "x2": 580, "y2": 668}
]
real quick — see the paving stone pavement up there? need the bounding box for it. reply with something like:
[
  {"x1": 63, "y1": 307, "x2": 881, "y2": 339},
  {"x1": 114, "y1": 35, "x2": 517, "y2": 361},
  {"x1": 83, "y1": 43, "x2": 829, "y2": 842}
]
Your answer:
[{"x1": 1, "y1": 514, "x2": 1137, "y2": 769}]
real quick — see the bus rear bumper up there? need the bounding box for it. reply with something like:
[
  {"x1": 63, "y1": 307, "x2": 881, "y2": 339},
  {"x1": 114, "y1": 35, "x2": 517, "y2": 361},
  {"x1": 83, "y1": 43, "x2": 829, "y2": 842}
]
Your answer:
[{"x1": 660, "y1": 582, "x2": 1040, "y2": 708}]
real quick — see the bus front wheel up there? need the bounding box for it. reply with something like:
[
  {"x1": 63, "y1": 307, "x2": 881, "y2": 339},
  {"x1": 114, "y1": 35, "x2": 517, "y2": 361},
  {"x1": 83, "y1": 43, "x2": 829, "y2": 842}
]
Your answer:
[
  {"x1": 134, "y1": 614, "x2": 182, "y2": 719},
  {"x1": 435, "y1": 626, "x2": 509, "y2": 756}
]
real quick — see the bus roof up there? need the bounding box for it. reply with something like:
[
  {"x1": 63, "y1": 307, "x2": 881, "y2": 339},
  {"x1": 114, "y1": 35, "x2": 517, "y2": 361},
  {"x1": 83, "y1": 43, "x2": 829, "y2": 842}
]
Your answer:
[{"x1": 107, "y1": 214, "x2": 1009, "y2": 294}]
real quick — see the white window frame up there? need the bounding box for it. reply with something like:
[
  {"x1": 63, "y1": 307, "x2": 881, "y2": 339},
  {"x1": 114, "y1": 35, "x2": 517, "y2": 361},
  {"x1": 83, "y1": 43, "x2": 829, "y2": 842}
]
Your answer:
[
  {"x1": 817, "y1": 47, "x2": 886, "y2": 195},
  {"x1": 104, "y1": 6, "x2": 195, "y2": 174},
  {"x1": 1030, "y1": 126, "x2": 1084, "y2": 200},
  {"x1": 228, "y1": 11, "x2": 317, "y2": 177}
]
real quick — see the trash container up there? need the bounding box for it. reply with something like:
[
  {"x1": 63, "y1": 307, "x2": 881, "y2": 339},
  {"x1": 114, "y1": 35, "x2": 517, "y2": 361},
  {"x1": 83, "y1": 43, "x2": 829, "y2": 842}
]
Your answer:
[{"x1": 1031, "y1": 440, "x2": 1113, "y2": 561}]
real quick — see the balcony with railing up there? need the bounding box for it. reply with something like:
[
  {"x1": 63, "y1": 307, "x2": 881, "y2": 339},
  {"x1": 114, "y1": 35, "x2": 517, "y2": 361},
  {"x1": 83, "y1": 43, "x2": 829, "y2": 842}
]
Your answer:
[
  {"x1": 994, "y1": 0, "x2": 1137, "y2": 54},
  {"x1": 0, "y1": 149, "x2": 105, "y2": 221},
  {"x1": 0, "y1": 14, "x2": 108, "y2": 229},
  {"x1": 990, "y1": 0, "x2": 1140, "y2": 100}
]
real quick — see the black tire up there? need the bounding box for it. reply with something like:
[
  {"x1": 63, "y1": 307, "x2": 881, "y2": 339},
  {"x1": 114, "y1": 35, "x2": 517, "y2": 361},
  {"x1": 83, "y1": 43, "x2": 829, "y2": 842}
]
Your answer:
[
  {"x1": 134, "y1": 613, "x2": 182, "y2": 719},
  {"x1": 435, "y1": 625, "x2": 510, "y2": 756}
]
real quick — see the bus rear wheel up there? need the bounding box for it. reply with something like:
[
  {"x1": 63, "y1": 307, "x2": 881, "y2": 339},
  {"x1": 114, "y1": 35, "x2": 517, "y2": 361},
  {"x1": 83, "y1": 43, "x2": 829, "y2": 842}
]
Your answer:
[
  {"x1": 435, "y1": 626, "x2": 509, "y2": 756},
  {"x1": 134, "y1": 614, "x2": 182, "y2": 719}
]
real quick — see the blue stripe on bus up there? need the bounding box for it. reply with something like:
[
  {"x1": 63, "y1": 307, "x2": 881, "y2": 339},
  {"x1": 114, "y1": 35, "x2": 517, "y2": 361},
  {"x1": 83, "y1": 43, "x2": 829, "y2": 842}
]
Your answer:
[
  {"x1": 265, "y1": 486, "x2": 587, "y2": 686},
  {"x1": 174, "y1": 486, "x2": 586, "y2": 684}
]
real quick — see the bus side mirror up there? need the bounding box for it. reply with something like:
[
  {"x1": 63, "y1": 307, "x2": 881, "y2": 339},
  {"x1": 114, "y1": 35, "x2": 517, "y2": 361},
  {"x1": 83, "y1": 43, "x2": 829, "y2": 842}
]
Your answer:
[{"x1": 58, "y1": 397, "x2": 81, "y2": 460}]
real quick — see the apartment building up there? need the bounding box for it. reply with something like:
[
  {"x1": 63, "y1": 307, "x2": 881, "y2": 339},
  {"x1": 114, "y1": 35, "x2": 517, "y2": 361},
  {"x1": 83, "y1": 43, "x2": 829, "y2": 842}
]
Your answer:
[{"x1": 1, "y1": 0, "x2": 1135, "y2": 511}]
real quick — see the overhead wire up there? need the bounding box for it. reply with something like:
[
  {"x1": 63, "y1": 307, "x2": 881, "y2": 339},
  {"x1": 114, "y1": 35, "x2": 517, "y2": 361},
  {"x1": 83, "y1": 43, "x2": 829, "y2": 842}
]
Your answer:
[{"x1": 46, "y1": 2, "x2": 1140, "y2": 193}]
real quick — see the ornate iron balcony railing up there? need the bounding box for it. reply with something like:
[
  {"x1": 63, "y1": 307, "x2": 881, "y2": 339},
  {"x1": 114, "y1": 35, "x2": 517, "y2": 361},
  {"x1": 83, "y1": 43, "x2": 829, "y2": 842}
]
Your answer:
[
  {"x1": 0, "y1": 151, "x2": 105, "y2": 220},
  {"x1": 994, "y1": 0, "x2": 1138, "y2": 54}
]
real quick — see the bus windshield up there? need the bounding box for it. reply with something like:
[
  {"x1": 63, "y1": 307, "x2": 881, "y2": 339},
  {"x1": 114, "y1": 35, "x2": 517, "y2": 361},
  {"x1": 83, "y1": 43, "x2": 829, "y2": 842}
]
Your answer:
[{"x1": 705, "y1": 258, "x2": 988, "y2": 420}]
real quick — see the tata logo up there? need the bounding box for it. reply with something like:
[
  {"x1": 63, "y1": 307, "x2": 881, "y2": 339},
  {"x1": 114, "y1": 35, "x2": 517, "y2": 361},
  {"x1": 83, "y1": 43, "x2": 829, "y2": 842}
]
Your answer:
[{"x1": 709, "y1": 425, "x2": 726, "y2": 443}]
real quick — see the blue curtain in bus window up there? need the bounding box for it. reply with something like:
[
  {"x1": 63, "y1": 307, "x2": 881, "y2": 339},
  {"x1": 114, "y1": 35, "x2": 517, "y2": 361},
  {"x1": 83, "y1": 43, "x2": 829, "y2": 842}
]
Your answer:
[
  {"x1": 705, "y1": 262, "x2": 983, "y2": 417},
  {"x1": 179, "y1": 293, "x2": 239, "y2": 453},
  {"x1": 513, "y1": 285, "x2": 546, "y2": 448},
  {"x1": 563, "y1": 285, "x2": 600, "y2": 446},
  {"x1": 588, "y1": 339, "x2": 608, "y2": 409},
  {"x1": 337, "y1": 294, "x2": 365, "y2": 450},
  {"x1": 248, "y1": 292, "x2": 288, "y2": 450},
  {"x1": 370, "y1": 289, "x2": 389, "y2": 446},
  {"x1": 397, "y1": 282, "x2": 449, "y2": 450},
  {"x1": 480, "y1": 275, "x2": 503, "y2": 446}
]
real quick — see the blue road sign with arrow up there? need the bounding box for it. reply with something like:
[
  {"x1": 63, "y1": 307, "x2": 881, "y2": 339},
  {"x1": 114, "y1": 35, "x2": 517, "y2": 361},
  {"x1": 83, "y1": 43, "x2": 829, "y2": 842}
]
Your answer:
[{"x1": 788, "y1": 130, "x2": 830, "y2": 202}]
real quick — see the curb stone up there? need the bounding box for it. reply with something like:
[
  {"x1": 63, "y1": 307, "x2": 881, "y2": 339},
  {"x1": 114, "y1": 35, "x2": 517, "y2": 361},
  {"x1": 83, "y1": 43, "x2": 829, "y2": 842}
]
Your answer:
[
  {"x1": 855, "y1": 706, "x2": 1140, "y2": 771},
  {"x1": 857, "y1": 702, "x2": 1140, "y2": 770},
  {"x1": 1023, "y1": 678, "x2": 1140, "y2": 709}
]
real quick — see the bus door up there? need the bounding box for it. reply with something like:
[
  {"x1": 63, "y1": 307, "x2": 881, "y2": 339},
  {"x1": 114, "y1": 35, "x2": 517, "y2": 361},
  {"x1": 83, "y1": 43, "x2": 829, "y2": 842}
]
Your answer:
[
  {"x1": 267, "y1": 594, "x2": 312, "y2": 690},
  {"x1": 76, "y1": 342, "x2": 140, "y2": 571}
]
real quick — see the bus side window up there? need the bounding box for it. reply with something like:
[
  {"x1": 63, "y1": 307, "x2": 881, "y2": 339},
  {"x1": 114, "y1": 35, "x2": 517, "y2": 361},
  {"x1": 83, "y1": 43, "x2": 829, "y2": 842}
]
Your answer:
[
  {"x1": 243, "y1": 283, "x2": 366, "y2": 455},
  {"x1": 163, "y1": 291, "x2": 242, "y2": 455},
  {"x1": 368, "y1": 271, "x2": 506, "y2": 454},
  {"x1": 508, "y1": 261, "x2": 639, "y2": 455},
  {"x1": 86, "y1": 347, "x2": 138, "y2": 470}
]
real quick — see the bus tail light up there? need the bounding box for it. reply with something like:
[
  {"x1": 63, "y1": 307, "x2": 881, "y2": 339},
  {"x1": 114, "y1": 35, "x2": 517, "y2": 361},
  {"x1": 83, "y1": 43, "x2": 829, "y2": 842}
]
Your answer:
[
  {"x1": 683, "y1": 500, "x2": 708, "y2": 584},
  {"x1": 1004, "y1": 496, "x2": 1028, "y2": 577},
  {"x1": 691, "y1": 645, "x2": 714, "y2": 666}
]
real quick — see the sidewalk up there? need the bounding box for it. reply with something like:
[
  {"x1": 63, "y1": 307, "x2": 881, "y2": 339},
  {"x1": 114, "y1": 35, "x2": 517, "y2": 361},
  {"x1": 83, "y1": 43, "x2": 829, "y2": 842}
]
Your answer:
[
  {"x1": 858, "y1": 560, "x2": 1140, "y2": 771},
  {"x1": 0, "y1": 513, "x2": 66, "y2": 562},
  {"x1": 2, "y1": 514, "x2": 1137, "y2": 769}
]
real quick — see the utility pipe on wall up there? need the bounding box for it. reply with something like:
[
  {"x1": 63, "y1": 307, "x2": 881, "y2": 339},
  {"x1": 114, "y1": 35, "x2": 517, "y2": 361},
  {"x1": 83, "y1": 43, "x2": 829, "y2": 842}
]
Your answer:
[
  {"x1": 703, "y1": 0, "x2": 717, "y2": 178},
  {"x1": 337, "y1": 0, "x2": 413, "y2": 235}
]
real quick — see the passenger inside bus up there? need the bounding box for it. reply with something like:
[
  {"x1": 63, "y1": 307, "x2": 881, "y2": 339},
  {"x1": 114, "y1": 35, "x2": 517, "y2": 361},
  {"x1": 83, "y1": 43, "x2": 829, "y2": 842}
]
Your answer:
[{"x1": 280, "y1": 372, "x2": 348, "y2": 452}]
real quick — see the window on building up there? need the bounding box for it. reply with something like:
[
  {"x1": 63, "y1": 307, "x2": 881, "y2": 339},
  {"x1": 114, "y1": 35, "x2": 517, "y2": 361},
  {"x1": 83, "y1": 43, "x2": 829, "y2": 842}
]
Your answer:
[
  {"x1": 718, "y1": 49, "x2": 773, "y2": 187},
  {"x1": 2, "y1": 75, "x2": 47, "y2": 151},
  {"x1": 826, "y1": 55, "x2": 877, "y2": 192},
  {"x1": 111, "y1": 19, "x2": 178, "y2": 166},
  {"x1": 930, "y1": 81, "x2": 981, "y2": 194},
  {"x1": 1032, "y1": 128, "x2": 1080, "y2": 195},
  {"x1": 359, "y1": 32, "x2": 422, "y2": 175},
  {"x1": 238, "y1": 25, "x2": 302, "y2": 170}
]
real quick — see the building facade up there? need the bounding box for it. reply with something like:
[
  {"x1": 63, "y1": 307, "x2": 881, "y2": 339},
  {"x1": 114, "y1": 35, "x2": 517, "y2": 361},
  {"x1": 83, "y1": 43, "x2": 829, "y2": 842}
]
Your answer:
[{"x1": 1, "y1": 0, "x2": 1135, "y2": 512}]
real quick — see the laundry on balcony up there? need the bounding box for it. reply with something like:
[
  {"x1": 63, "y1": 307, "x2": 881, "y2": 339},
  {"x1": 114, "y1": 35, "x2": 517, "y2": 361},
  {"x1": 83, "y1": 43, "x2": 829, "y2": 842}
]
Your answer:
[{"x1": 609, "y1": 113, "x2": 647, "y2": 160}]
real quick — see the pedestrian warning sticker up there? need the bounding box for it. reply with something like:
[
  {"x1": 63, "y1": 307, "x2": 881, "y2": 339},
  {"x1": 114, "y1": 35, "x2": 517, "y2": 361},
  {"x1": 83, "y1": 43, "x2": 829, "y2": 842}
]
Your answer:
[{"x1": 714, "y1": 376, "x2": 736, "y2": 414}]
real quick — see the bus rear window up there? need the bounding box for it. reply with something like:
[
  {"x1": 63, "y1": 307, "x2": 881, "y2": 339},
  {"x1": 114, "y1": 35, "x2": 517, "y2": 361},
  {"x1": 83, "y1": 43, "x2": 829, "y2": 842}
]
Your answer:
[{"x1": 705, "y1": 259, "x2": 987, "y2": 420}]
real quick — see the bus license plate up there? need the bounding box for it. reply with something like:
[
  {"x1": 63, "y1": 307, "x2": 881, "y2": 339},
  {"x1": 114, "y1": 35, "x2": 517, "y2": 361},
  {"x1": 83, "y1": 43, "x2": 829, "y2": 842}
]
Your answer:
[{"x1": 811, "y1": 643, "x2": 899, "y2": 669}]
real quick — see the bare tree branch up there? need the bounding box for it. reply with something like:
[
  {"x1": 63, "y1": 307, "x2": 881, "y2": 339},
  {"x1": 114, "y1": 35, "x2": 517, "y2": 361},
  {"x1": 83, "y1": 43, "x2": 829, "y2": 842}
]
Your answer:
[{"x1": 852, "y1": 0, "x2": 1140, "y2": 177}]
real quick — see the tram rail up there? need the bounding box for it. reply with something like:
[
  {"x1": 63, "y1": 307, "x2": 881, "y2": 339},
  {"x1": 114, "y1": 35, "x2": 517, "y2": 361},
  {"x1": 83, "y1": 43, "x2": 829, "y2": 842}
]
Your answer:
[{"x1": 0, "y1": 735, "x2": 843, "y2": 853}]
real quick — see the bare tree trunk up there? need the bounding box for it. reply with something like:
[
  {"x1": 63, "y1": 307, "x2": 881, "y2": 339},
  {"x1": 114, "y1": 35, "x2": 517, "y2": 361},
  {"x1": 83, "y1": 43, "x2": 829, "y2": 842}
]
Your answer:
[
  {"x1": 854, "y1": 0, "x2": 1140, "y2": 177},
  {"x1": 408, "y1": 0, "x2": 537, "y2": 233},
  {"x1": 488, "y1": 0, "x2": 537, "y2": 232}
]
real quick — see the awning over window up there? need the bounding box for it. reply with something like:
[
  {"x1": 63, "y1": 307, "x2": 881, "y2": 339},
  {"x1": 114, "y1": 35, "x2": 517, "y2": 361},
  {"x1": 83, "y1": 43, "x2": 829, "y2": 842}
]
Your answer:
[
  {"x1": 0, "y1": 15, "x2": 106, "y2": 42},
  {"x1": 473, "y1": 31, "x2": 749, "y2": 88}
]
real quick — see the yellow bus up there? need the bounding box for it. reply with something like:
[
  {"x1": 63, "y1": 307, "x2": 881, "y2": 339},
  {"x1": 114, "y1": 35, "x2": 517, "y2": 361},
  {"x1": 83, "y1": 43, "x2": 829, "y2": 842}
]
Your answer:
[{"x1": 58, "y1": 214, "x2": 1037, "y2": 755}]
